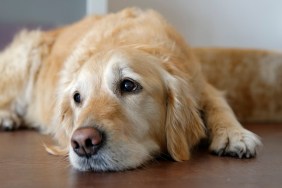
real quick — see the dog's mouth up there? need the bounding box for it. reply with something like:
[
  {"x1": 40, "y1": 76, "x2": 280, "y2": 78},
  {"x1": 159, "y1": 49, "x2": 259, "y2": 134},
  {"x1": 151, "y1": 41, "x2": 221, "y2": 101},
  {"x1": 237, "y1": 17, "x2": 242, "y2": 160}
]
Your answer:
[
  {"x1": 68, "y1": 137, "x2": 157, "y2": 172},
  {"x1": 69, "y1": 149, "x2": 118, "y2": 172},
  {"x1": 69, "y1": 145, "x2": 146, "y2": 172}
]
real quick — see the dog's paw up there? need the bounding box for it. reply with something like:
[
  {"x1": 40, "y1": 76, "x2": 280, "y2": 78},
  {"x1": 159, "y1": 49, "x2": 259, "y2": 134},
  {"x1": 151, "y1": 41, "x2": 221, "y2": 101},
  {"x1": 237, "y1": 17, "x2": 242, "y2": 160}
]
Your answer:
[
  {"x1": 0, "y1": 111, "x2": 21, "y2": 131},
  {"x1": 210, "y1": 127, "x2": 262, "y2": 158}
]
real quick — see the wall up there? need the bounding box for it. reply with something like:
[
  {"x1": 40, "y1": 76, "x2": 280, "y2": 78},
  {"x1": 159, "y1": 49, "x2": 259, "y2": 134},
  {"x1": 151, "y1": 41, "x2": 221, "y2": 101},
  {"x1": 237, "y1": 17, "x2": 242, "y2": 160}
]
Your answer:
[
  {"x1": 1, "y1": 0, "x2": 281, "y2": 49},
  {"x1": 109, "y1": 0, "x2": 282, "y2": 50}
]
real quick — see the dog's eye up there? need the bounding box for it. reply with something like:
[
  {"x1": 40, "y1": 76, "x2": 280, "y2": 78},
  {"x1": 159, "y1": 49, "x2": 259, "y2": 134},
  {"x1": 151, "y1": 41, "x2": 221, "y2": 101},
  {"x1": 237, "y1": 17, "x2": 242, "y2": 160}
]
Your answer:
[
  {"x1": 73, "y1": 92, "x2": 81, "y2": 104},
  {"x1": 120, "y1": 79, "x2": 142, "y2": 93}
]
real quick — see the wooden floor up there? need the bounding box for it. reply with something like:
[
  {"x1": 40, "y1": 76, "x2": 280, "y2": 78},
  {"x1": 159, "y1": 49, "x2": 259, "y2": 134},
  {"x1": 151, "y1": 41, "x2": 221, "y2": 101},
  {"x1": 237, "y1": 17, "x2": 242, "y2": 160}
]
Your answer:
[{"x1": 0, "y1": 123, "x2": 281, "y2": 188}]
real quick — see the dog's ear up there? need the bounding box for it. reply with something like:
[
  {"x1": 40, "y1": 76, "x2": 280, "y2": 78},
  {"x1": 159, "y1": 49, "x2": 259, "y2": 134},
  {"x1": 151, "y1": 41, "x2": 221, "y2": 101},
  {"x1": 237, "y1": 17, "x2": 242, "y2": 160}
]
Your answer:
[
  {"x1": 45, "y1": 94, "x2": 72, "y2": 156},
  {"x1": 165, "y1": 74, "x2": 206, "y2": 161}
]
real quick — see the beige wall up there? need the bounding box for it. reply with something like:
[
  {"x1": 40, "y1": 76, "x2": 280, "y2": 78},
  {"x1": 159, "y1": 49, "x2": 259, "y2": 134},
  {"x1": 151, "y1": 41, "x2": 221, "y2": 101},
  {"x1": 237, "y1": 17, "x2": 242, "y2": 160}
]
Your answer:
[
  {"x1": 109, "y1": 0, "x2": 282, "y2": 50},
  {"x1": 2, "y1": 0, "x2": 280, "y2": 49}
]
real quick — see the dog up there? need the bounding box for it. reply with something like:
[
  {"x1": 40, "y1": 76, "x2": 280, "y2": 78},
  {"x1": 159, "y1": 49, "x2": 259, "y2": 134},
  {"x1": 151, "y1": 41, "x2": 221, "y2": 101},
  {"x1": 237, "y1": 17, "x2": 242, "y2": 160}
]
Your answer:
[{"x1": 0, "y1": 8, "x2": 263, "y2": 171}]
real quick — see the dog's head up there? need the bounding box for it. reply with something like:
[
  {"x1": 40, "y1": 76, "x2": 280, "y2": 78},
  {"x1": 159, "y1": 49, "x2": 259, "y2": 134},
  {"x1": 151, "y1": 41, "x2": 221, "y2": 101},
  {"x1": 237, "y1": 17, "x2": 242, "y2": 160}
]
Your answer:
[{"x1": 46, "y1": 8, "x2": 206, "y2": 171}]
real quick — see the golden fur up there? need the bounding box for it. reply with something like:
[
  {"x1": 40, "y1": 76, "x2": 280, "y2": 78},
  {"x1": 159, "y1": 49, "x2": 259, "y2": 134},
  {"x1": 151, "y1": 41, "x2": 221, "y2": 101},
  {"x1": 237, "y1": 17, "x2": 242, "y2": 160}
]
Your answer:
[
  {"x1": 194, "y1": 48, "x2": 282, "y2": 122},
  {"x1": 0, "y1": 8, "x2": 264, "y2": 171}
]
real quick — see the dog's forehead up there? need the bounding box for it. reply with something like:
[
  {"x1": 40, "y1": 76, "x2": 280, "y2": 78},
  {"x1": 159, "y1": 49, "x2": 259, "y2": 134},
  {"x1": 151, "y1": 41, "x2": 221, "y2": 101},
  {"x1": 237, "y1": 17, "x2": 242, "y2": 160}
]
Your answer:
[
  {"x1": 74, "y1": 52, "x2": 138, "y2": 90},
  {"x1": 80, "y1": 50, "x2": 157, "y2": 80},
  {"x1": 74, "y1": 50, "x2": 165, "y2": 96},
  {"x1": 106, "y1": 53, "x2": 142, "y2": 79}
]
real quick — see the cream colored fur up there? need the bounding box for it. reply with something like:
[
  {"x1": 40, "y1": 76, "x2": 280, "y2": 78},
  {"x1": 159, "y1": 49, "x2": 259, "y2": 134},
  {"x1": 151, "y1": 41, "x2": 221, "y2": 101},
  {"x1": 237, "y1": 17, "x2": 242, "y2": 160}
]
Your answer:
[{"x1": 0, "y1": 8, "x2": 265, "y2": 171}]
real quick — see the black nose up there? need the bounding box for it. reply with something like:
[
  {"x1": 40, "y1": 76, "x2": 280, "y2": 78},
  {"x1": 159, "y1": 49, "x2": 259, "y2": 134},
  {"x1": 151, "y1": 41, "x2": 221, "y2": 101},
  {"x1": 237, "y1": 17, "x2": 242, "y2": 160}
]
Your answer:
[{"x1": 71, "y1": 127, "x2": 103, "y2": 157}]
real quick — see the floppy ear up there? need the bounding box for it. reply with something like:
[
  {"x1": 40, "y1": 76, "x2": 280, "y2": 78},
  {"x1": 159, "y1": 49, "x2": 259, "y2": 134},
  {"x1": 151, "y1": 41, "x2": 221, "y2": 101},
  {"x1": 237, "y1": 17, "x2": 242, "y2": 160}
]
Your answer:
[
  {"x1": 165, "y1": 75, "x2": 206, "y2": 161},
  {"x1": 45, "y1": 94, "x2": 73, "y2": 156}
]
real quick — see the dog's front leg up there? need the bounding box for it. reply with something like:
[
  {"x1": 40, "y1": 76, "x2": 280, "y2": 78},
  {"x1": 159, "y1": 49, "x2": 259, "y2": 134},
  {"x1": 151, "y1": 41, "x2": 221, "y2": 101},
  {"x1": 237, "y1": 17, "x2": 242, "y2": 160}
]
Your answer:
[
  {"x1": 0, "y1": 30, "x2": 43, "y2": 130},
  {"x1": 201, "y1": 83, "x2": 262, "y2": 158}
]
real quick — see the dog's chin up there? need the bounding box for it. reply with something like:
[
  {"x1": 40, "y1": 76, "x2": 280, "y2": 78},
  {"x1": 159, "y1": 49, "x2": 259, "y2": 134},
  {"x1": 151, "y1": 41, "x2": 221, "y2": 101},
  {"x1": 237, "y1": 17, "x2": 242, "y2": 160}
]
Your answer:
[{"x1": 69, "y1": 143, "x2": 157, "y2": 172}]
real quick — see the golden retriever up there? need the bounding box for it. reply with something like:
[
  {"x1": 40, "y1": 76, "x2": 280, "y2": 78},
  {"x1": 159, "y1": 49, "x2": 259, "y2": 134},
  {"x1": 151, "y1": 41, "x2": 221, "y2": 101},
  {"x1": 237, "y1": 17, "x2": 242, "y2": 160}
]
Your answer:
[{"x1": 0, "y1": 8, "x2": 263, "y2": 171}]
